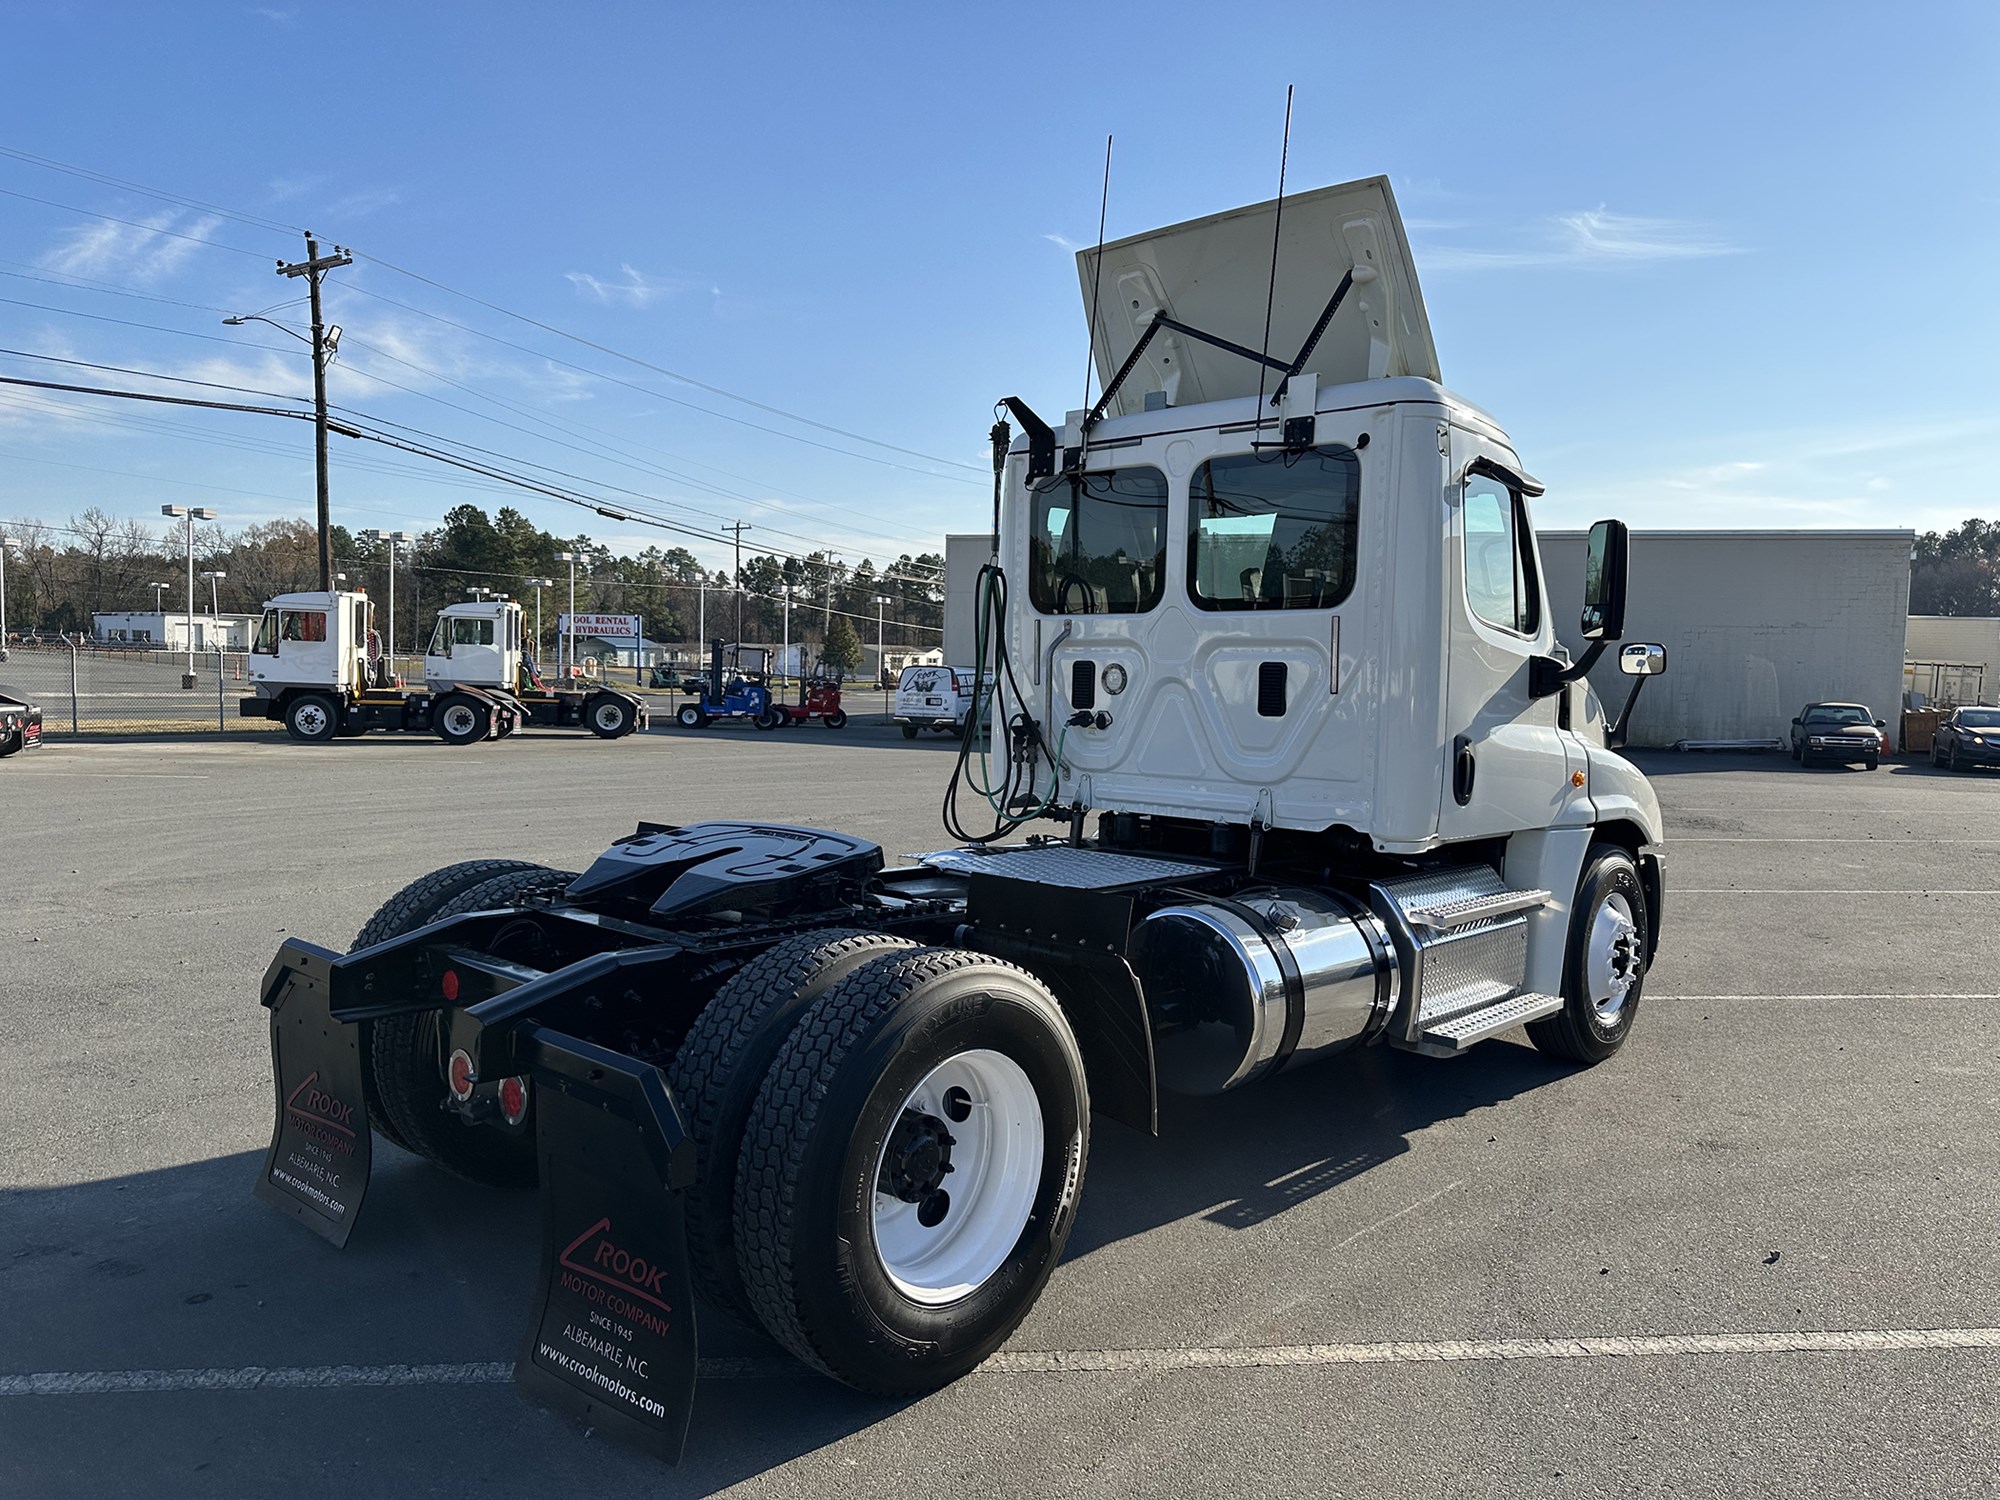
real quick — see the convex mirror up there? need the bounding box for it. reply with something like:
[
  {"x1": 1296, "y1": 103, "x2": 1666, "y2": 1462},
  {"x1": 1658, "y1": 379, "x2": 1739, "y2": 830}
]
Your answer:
[{"x1": 1618, "y1": 642, "x2": 1666, "y2": 676}]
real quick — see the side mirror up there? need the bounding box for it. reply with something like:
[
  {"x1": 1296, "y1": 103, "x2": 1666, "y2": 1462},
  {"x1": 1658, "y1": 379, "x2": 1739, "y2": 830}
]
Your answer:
[
  {"x1": 1618, "y1": 642, "x2": 1667, "y2": 676},
  {"x1": 1875, "y1": 718, "x2": 1887, "y2": 729},
  {"x1": 1580, "y1": 518, "x2": 1630, "y2": 642}
]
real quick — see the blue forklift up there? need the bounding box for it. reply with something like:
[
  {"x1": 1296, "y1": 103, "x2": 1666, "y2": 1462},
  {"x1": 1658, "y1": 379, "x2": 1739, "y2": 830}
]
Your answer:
[{"x1": 672, "y1": 640, "x2": 783, "y2": 730}]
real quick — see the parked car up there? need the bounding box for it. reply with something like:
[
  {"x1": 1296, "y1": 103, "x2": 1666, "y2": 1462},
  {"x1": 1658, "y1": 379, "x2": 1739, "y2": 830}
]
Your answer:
[
  {"x1": 893, "y1": 663, "x2": 984, "y2": 739},
  {"x1": 0, "y1": 689, "x2": 44, "y2": 758},
  {"x1": 1789, "y1": 702, "x2": 1886, "y2": 768},
  {"x1": 1930, "y1": 705, "x2": 2000, "y2": 772}
]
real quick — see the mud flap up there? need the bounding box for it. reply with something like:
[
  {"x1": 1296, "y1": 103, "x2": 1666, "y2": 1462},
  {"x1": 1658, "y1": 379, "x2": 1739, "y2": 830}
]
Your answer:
[
  {"x1": 254, "y1": 940, "x2": 372, "y2": 1248},
  {"x1": 515, "y1": 1026, "x2": 699, "y2": 1463}
]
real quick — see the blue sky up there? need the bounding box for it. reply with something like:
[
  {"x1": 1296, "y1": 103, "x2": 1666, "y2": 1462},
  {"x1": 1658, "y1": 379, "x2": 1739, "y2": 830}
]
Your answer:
[{"x1": 1, "y1": 1, "x2": 1994, "y2": 579}]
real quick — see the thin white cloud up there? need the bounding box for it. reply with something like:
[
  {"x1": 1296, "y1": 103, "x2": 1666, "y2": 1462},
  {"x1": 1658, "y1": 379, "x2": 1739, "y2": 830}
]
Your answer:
[
  {"x1": 330, "y1": 186, "x2": 401, "y2": 218},
  {"x1": 38, "y1": 209, "x2": 224, "y2": 285},
  {"x1": 1418, "y1": 206, "x2": 1742, "y2": 272},
  {"x1": 1043, "y1": 232, "x2": 1083, "y2": 253},
  {"x1": 564, "y1": 264, "x2": 678, "y2": 308}
]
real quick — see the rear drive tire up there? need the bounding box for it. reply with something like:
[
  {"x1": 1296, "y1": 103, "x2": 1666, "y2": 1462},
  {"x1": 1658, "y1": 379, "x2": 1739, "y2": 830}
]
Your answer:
[
  {"x1": 899, "y1": 723, "x2": 919, "y2": 740},
  {"x1": 1527, "y1": 843, "x2": 1649, "y2": 1066},
  {"x1": 284, "y1": 694, "x2": 339, "y2": 744},
  {"x1": 366, "y1": 865, "x2": 579, "y2": 1187},
  {"x1": 666, "y1": 930, "x2": 916, "y2": 1326},
  {"x1": 433, "y1": 693, "x2": 490, "y2": 746},
  {"x1": 677, "y1": 703, "x2": 705, "y2": 729},
  {"x1": 350, "y1": 859, "x2": 545, "y2": 1151},
  {"x1": 586, "y1": 693, "x2": 636, "y2": 739},
  {"x1": 735, "y1": 948, "x2": 1089, "y2": 1393},
  {"x1": 755, "y1": 707, "x2": 783, "y2": 731}
]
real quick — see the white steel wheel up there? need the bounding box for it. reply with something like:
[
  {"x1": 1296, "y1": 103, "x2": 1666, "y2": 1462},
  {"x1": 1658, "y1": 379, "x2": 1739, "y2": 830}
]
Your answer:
[
  {"x1": 1584, "y1": 892, "x2": 1642, "y2": 1026},
  {"x1": 291, "y1": 701, "x2": 330, "y2": 738},
  {"x1": 590, "y1": 697, "x2": 630, "y2": 736},
  {"x1": 871, "y1": 1048, "x2": 1045, "y2": 1306},
  {"x1": 441, "y1": 703, "x2": 480, "y2": 738}
]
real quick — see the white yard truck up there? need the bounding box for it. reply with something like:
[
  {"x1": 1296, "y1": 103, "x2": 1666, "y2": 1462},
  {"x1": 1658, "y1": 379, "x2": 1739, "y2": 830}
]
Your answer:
[
  {"x1": 240, "y1": 590, "x2": 646, "y2": 744},
  {"x1": 252, "y1": 176, "x2": 1666, "y2": 1461}
]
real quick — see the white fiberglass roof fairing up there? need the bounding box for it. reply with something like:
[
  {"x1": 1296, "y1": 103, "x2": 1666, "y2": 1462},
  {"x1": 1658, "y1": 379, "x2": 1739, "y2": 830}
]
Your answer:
[{"x1": 1076, "y1": 175, "x2": 1439, "y2": 420}]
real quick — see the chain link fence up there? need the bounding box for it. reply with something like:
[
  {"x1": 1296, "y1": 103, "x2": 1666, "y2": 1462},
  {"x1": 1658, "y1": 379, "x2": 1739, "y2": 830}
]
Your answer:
[{"x1": 0, "y1": 641, "x2": 278, "y2": 736}]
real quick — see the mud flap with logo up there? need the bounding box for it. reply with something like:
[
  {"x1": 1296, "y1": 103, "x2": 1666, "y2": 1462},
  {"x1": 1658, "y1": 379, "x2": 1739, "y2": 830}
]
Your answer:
[
  {"x1": 254, "y1": 940, "x2": 372, "y2": 1248},
  {"x1": 515, "y1": 1026, "x2": 698, "y2": 1463}
]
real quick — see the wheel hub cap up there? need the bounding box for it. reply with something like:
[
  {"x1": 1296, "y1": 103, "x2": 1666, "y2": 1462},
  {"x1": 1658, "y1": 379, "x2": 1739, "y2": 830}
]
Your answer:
[
  {"x1": 1586, "y1": 894, "x2": 1642, "y2": 1023},
  {"x1": 878, "y1": 1109, "x2": 956, "y2": 1204}
]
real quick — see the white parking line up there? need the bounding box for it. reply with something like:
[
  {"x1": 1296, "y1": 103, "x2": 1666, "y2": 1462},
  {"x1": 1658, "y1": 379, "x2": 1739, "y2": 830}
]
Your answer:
[
  {"x1": 1674, "y1": 838, "x2": 2000, "y2": 844},
  {"x1": 1662, "y1": 994, "x2": 2000, "y2": 1002},
  {"x1": 1673, "y1": 889, "x2": 2000, "y2": 896},
  {"x1": 7, "y1": 1326, "x2": 1999, "y2": 1397}
]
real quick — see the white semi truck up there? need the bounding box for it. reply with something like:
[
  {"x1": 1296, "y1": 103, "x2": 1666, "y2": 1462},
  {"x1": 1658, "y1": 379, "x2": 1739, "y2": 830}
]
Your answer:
[
  {"x1": 253, "y1": 176, "x2": 1667, "y2": 1461},
  {"x1": 240, "y1": 591, "x2": 646, "y2": 744}
]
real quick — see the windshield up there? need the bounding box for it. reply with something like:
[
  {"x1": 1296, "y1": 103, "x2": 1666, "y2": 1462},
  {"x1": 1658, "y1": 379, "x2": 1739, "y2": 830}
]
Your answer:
[
  {"x1": 1804, "y1": 706, "x2": 1871, "y2": 725},
  {"x1": 1955, "y1": 708, "x2": 2000, "y2": 728}
]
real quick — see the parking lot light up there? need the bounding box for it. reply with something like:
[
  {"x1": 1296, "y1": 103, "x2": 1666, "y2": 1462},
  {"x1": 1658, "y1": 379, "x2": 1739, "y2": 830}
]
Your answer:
[
  {"x1": 161, "y1": 503, "x2": 218, "y2": 688},
  {"x1": 0, "y1": 535, "x2": 20, "y2": 662}
]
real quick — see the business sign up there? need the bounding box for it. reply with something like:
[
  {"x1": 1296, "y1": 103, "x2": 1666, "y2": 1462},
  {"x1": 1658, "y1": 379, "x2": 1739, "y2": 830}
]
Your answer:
[{"x1": 560, "y1": 613, "x2": 642, "y2": 639}]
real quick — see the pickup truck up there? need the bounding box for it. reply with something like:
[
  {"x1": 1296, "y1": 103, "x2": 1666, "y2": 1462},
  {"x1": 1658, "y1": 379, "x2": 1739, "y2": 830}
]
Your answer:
[{"x1": 0, "y1": 689, "x2": 43, "y2": 758}]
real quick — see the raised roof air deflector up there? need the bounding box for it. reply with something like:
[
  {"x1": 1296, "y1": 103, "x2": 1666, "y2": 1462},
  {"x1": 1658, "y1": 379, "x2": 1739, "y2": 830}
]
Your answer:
[{"x1": 1077, "y1": 175, "x2": 1440, "y2": 420}]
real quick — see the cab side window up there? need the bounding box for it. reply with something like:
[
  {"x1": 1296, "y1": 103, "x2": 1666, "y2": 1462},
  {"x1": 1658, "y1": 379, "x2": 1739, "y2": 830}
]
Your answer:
[{"x1": 1462, "y1": 472, "x2": 1541, "y2": 635}]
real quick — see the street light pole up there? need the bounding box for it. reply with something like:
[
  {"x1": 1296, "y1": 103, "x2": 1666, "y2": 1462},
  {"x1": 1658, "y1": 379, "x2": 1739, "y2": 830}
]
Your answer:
[
  {"x1": 202, "y1": 569, "x2": 227, "y2": 616},
  {"x1": 149, "y1": 582, "x2": 169, "y2": 612},
  {"x1": 0, "y1": 536, "x2": 19, "y2": 662},
  {"x1": 161, "y1": 504, "x2": 216, "y2": 688},
  {"x1": 873, "y1": 593, "x2": 892, "y2": 686},
  {"x1": 556, "y1": 550, "x2": 578, "y2": 677},
  {"x1": 363, "y1": 529, "x2": 416, "y2": 669},
  {"x1": 524, "y1": 577, "x2": 553, "y2": 663}
]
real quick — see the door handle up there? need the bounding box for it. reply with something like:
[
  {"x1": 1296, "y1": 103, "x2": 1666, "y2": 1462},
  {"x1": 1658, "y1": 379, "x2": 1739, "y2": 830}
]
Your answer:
[{"x1": 1452, "y1": 735, "x2": 1476, "y2": 806}]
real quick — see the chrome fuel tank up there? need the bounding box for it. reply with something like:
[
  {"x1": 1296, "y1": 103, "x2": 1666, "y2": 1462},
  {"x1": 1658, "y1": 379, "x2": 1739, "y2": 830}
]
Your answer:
[{"x1": 1131, "y1": 887, "x2": 1396, "y2": 1094}]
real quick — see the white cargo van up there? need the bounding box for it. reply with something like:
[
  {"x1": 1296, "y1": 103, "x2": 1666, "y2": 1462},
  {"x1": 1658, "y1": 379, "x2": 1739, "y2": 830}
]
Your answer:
[{"x1": 893, "y1": 663, "x2": 980, "y2": 738}]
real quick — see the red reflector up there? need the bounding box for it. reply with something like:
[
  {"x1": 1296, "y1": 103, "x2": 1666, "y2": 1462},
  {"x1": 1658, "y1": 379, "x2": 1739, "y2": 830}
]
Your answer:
[
  {"x1": 498, "y1": 1075, "x2": 529, "y2": 1126},
  {"x1": 440, "y1": 968, "x2": 460, "y2": 1002},
  {"x1": 447, "y1": 1048, "x2": 476, "y2": 1102}
]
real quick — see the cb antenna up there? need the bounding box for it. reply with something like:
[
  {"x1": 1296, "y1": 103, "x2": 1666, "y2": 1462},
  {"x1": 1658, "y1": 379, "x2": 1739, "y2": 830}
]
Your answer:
[
  {"x1": 1253, "y1": 86, "x2": 1295, "y2": 437},
  {"x1": 1076, "y1": 134, "x2": 1113, "y2": 470}
]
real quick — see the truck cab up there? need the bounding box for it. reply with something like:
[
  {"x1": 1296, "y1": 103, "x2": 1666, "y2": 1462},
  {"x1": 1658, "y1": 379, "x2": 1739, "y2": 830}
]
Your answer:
[{"x1": 425, "y1": 600, "x2": 524, "y2": 691}]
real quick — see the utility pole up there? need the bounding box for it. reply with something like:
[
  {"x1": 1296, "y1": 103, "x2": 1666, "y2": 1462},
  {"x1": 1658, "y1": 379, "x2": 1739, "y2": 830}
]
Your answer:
[
  {"x1": 873, "y1": 593, "x2": 892, "y2": 688},
  {"x1": 722, "y1": 520, "x2": 752, "y2": 645},
  {"x1": 275, "y1": 232, "x2": 352, "y2": 592}
]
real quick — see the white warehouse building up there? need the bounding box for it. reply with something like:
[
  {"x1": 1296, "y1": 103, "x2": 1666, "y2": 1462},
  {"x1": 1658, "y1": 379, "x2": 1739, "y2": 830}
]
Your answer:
[{"x1": 945, "y1": 528, "x2": 1916, "y2": 751}]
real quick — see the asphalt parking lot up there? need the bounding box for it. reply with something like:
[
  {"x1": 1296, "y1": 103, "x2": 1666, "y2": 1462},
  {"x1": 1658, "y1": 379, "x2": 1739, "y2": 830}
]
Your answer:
[{"x1": 3, "y1": 732, "x2": 1997, "y2": 1498}]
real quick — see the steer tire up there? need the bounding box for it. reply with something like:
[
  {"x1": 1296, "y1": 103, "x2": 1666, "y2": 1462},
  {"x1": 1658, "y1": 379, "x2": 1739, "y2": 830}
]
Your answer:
[
  {"x1": 824, "y1": 709, "x2": 848, "y2": 730},
  {"x1": 1527, "y1": 843, "x2": 1649, "y2": 1066},
  {"x1": 734, "y1": 948, "x2": 1089, "y2": 1393},
  {"x1": 677, "y1": 703, "x2": 705, "y2": 729},
  {"x1": 349, "y1": 859, "x2": 546, "y2": 1150},
  {"x1": 284, "y1": 693, "x2": 339, "y2": 744},
  {"x1": 666, "y1": 929, "x2": 917, "y2": 1327},
  {"x1": 366, "y1": 865, "x2": 579, "y2": 1187}
]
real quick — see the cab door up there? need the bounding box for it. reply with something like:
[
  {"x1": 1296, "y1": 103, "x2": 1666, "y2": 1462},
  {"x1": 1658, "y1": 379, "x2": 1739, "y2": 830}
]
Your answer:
[{"x1": 1435, "y1": 432, "x2": 1588, "y2": 839}]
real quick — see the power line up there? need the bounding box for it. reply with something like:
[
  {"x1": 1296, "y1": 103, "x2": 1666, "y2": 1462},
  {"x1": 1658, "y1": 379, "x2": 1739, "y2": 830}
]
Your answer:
[
  {"x1": 336, "y1": 280, "x2": 984, "y2": 486},
  {"x1": 0, "y1": 346, "x2": 310, "y2": 404},
  {"x1": 353, "y1": 252, "x2": 985, "y2": 473},
  {"x1": 0, "y1": 183, "x2": 280, "y2": 262},
  {"x1": 0, "y1": 143, "x2": 301, "y2": 235}
]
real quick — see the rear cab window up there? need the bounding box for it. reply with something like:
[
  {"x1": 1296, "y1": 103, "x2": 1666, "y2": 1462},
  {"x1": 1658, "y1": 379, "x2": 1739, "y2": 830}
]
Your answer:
[
  {"x1": 1029, "y1": 466, "x2": 1168, "y2": 615},
  {"x1": 1187, "y1": 446, "x2": 1360, "y2": 610}
]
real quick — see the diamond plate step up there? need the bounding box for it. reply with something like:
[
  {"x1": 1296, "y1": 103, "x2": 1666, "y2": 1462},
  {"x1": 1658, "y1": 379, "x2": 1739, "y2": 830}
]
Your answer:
[
  {"x1": 1417, "y1": 991, "x2": 1564, "y2": 1051},
  {"x1": 1405, "y1": 888, "x2": 1551, "y2": 933}
]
